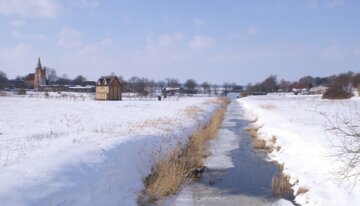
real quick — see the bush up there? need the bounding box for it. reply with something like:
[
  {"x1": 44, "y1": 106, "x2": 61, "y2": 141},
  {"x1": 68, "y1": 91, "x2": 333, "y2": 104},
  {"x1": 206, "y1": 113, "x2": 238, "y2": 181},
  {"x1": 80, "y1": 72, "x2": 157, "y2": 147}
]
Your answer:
[
  {"x1": 357, "y1": 85, "x2": 360, "y2": 96},
  {"x1": 322, "y1": 86, "x2": 353, "y2": 100},
  {"x1": 17, "y1": 88, "x2": 26, "y2": 95}
]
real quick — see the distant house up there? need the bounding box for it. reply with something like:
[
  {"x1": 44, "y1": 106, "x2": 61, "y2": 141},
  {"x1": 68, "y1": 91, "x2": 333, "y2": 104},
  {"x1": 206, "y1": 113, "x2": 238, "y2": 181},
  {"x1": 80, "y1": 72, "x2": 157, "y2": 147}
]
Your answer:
[
  {"x1": 96, "y1": 76, "x2": 122, "y2": 100},
  {"x1": 309, "y1": 86, "x2": 328, "y2": 95},
  {"x1": 24, "y1": 73, "x2": 35, "y2": 88}
]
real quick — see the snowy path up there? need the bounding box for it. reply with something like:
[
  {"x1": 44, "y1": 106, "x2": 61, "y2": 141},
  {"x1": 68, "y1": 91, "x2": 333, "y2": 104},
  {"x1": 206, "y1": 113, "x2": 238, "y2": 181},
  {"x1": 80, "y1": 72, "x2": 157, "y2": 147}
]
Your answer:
[{"x1": 169, "y1": 100, "x2": 293, "y2": 206}]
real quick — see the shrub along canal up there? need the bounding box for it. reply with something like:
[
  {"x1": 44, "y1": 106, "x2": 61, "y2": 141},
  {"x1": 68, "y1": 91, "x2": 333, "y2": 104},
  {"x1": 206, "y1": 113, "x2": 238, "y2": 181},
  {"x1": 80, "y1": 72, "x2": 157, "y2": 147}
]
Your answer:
[{"x1": 166, "y1": 100, "x2": 295, "y2": 206}]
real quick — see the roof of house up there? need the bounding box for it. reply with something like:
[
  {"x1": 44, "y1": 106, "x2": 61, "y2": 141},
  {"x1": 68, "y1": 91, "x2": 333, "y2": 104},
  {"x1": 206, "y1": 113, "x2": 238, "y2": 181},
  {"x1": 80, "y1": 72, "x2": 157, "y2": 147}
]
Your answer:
[
  {"x1": 97, "y1": 76, "x2": 121, "y2": 86},
  {"x1": 25, "y1": 73, "x2": 35, "y2": 81},
  {"x1": 310, "y1": 85, "x2": 329, "y2": 91}
]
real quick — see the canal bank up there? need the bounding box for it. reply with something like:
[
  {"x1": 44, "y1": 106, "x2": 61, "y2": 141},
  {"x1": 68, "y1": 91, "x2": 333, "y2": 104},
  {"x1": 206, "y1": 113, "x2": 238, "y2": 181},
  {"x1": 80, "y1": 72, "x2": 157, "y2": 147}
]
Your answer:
[{"x1": 166, "y1": 100, "x2": 294, "y2": 206}]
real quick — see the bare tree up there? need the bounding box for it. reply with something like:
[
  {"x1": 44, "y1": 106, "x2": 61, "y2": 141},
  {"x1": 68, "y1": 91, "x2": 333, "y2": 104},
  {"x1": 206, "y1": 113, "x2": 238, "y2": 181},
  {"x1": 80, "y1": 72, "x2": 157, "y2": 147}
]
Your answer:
[
  {"x1": 322, "y1": 109, "x2": 360, "y2": 185},
  {"x1": 184, "y1": 79, "x2": 197, "y2": 94},
  {"x1": 278, "y1": 79, "x2": 291, "y2": 92},
  {"x1": 261, "y1": 75, "x2": 277, "y2": 92},
  {"x1": 299, "y1": 76, "x2": 315, "y2": 89},
  {"x1": 166, "y1": 78, "x2": 180, "y2": 88},
  {"x1": 351, "y1": 73, "x2": 360, "y2": 89},
  {"x1": 201, "y1": 81, "x2": 210, "y2": 95},
  {"x1": 334, "y1": 72, "x2": 353, "y2": 92},
  {"x1": 0, "y1": 70, "x2": 8, "y2": 89},
  {"x1": 72, "y1": 75, "x2": 87, "y2": 85},
  {"x1": 147, "y1": 79, "x2": 156, "y2": 96},
  {"x1": 45, "y1": 67, "x2": 58, "y2": 85}
]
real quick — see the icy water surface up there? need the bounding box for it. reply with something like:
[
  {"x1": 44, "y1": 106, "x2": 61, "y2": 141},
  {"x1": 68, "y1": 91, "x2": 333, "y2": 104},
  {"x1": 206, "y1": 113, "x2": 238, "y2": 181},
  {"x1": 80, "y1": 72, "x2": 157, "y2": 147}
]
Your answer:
[{"x1": 165, "y1": 100, "x2": 295, "y2": 206}]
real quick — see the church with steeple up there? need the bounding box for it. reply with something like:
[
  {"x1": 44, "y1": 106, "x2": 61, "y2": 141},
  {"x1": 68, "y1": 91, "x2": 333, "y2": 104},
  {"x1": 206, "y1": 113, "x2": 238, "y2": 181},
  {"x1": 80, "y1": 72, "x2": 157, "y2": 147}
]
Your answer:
[{"x1": 34, "y1": 58, "x2": 46, "y2": 90}]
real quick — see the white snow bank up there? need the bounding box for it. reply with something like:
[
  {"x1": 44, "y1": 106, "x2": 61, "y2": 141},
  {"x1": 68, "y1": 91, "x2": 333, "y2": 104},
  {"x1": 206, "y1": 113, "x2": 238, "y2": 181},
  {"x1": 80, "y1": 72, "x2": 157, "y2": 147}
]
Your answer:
[
  {"x1": 238, "y1": 95, "x2": 360, "y2": 206},
  {"x1": 0, "y1": 96, "x2": 220, "y2": 206}
]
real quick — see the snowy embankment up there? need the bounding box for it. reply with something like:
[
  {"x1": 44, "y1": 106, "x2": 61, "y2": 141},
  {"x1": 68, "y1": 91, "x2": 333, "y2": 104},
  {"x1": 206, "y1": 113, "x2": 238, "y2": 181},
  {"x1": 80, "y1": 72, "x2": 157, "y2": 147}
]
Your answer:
[
  {"x1": 238, "y1": 95, "x2": 360, "y2": 206},
  {"x1": 0, "y1": 95, "x2": 220, "y2": 206}
]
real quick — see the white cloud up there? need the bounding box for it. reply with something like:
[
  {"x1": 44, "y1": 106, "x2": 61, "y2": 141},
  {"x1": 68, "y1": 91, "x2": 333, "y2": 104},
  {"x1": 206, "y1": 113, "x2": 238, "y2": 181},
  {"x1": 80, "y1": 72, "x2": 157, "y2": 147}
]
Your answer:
[
  {"x1": 188, "y1": 35, "x2": 215, "y2": 50},
  {"x1": 246, "y1": 27, "x2": 258, "y2": 36},
  {"x1": 11, "y1": 30, "x2": 45, "y2": 40},
  {"x1": 146, "y1": 33, "x2": 183, "y2": 51},
  {"x1": 0, "y1": 44, "x2": 32, "y2": 60},
  {"x1": 78, "y1": 38, "x2": 112, "y2": 55},
  {"x1": 0, "y1": 0, "x2": 62, "y2": 17},
  {"x1": 328, "y1": 0, "x2": 346, "y2": 7},
  {"x1": 229, "y1": 26, "x2": 259, "y2": 40},
  {"x1": 320, "y1": 44, "x2": 345, "y2": 60},
  {"x1": 57, "y1": 27, "x2": 82, "y2": 49},
  {"x1": 72, "y1": 0, "x2": 98, "y2": 8},
  {"x1": 10, "y1": 19, "x2": 25, "y2": 28},
  {"x1": 307, "y1": 0, "x2": 319, "y2": 11},
  {"x1": 121, "y1": 15, "x2": 130, "y2": 23},
  {"x1": 193, "y1": 18, "x2": 206, "y2": 28}
]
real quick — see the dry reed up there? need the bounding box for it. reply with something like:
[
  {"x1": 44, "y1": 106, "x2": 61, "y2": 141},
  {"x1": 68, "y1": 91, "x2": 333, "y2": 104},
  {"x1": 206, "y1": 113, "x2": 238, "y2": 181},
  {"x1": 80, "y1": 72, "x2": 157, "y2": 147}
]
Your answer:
[
  {"x1": 139, "y1": 98, "x2": 230, "y2": 204},
  {"x1": 296, "y1": 187, "x2": 309, "y2": 196},
  {"x1": 271, "y1": 163, "x2": 293, "y2": 198}
]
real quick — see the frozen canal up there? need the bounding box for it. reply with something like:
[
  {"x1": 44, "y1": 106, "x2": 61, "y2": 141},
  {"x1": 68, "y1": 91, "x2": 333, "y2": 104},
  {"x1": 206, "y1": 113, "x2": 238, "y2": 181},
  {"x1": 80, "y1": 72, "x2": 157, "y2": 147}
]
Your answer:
[{"x1": 168, "y1": 100, "x2": 294, "y2": 206}]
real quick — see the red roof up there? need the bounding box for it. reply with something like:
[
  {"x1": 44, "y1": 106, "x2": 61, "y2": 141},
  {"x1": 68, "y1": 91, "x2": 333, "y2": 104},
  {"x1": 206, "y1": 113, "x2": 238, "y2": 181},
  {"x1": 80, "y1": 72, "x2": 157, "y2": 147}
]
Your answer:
[{"x1": 25, "y1": 73, "x2": 35, "y2": 81}]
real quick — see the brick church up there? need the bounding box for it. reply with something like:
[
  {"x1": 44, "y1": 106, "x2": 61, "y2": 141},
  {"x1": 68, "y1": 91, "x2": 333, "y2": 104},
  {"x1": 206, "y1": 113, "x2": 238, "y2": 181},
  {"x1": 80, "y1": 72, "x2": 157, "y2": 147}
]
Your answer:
[{"x1": 25, "y1": 58, "x2": 46, "y2": 89}]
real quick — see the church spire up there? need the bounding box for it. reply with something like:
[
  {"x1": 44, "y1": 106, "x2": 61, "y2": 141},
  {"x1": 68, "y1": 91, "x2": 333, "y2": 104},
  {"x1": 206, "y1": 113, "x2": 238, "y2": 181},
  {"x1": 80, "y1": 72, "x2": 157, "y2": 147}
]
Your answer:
[{"x1": 37, "y1": 57, "x2": 42, "y2": 69}]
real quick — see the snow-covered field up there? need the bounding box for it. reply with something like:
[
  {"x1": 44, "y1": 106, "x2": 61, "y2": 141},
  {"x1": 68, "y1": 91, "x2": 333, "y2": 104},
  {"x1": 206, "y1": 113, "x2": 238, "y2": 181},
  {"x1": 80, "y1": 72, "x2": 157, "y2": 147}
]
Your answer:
[
  {"x1": 0, "y1": 95, "x2": 220, "y2": 206},
  {"x1": 239, "y1": 95, "x2": 360, "y2": 206}
]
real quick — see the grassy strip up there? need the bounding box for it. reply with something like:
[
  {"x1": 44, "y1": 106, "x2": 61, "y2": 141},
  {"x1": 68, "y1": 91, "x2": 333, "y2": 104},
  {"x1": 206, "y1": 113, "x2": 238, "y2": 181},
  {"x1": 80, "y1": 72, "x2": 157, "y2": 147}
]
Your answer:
[
  {"x1": 139, "y1": 97, "x2": 230, "y2": 204},
  {"x1": 248, "y1": 120, "x2": 295, "y2": 199}
]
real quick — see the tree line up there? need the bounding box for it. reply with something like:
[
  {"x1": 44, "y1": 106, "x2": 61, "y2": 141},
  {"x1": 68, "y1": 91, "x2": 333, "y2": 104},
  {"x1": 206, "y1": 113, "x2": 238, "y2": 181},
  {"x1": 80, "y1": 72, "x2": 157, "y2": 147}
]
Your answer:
[
  {"x1": 0, "y1": 69, "x2": 243, "y2": 96},
  {"x1": 246, "y1": 71, "x2": 360, "y2": 94},
  {"x1": 1, "y1": 69, "x2": 359, "y2": 96}
]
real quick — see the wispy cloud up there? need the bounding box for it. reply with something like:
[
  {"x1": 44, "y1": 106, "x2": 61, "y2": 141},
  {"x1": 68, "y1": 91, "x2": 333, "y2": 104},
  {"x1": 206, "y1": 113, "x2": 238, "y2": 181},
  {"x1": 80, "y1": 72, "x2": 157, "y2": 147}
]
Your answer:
[
  {"x1": 193, "y1": 18, "x2": 206, "y2": 28},
  {"x1": 9, "y1": 19, "x2": 26, "y2": 28},
  {"x1": 0, "y1": 44, "x2": 32, "y2": 60},
  {"x1": 11, "y1": 30, "x2": 46, "y2": 40},
  {"x1": 77, "y1": 38, "x2": 112, "y2": 55},
  {"x1": 328, "y1": 0, "x2": 346, "y2": 7},
  {"x1": 0, "y1": 0, "x2": 62, "y2": 17},
  {"x1": 246, "y1": 27, "x2": 258, "y2": 36},
  {"x1": 71, "y1": 0, "x2": 99, "y2": 8},
  {"x1": 188, "y1": 35, "x2": 215, "y2": 50},
  {"x1": 307, "y1": 0, "x2": 319, "y2": 11},
  {"x1": 146, "y1": 33, "x2": 183, "y2": 51},
  {"x1": 229, "y1": 26, "x2": 259, "y2": 40},
  {"x1": 320, "y1": 43, "x2": 346, "y2": 60},
  {"x1": 57, "y1": 27, "x2": 82, "y2": 49}
]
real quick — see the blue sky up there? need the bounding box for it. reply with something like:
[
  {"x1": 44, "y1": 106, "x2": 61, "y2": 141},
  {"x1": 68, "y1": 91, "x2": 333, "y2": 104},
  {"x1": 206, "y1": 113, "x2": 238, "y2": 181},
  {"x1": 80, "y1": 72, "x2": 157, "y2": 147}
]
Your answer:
[{"x1": 0, "y1": 0, "x2": 359, "y2": 84}]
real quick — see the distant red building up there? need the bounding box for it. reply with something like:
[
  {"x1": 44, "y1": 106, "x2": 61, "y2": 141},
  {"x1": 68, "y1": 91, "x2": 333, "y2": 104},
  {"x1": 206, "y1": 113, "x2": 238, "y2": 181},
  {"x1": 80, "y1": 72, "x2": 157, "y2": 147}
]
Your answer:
[{"x1": 24, "y1": 73, "x2": 35, "y2": 88}]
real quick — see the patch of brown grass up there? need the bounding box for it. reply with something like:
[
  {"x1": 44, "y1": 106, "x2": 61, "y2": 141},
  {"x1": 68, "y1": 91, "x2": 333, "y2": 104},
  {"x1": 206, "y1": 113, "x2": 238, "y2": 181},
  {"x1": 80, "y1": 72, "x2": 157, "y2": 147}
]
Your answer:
[
  {"x1": 296, "y1": 187, "x2": 309, "y2": 196},
  {"x1": 183, "y1": 106, "x2": 204, "y2": 119},
  {"x1": 322, "y1": 86, "x2": 353, "y2": 100},
  {"x1": 272, "y1": 163, "x2": 293, "y2": 198},
  {"x1": 247, "y1": 124, "x2": 262, "y2": 139},
  {"x1": 248, "y1": 127, "x2": 258, "y2": 139},
  {"x1": 253, "y1": 138, "x2": 268, "y2": 150},
  {"x1": 140, "y1": 97, "x2": 230, "y2": 204},
  {"x1": 260, "y1": 104, "x2": 276, "y2": 110}
]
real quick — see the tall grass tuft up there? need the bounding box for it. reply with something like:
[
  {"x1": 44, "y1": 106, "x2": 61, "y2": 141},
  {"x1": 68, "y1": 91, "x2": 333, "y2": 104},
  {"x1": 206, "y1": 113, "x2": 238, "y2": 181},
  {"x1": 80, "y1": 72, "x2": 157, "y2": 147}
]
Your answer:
[
  {"x1": 271, "y1": 163, "x2": 293, "y2": 199},
  {"x1": 139, "y1": 97, "x2": 230, "y2": 204}
]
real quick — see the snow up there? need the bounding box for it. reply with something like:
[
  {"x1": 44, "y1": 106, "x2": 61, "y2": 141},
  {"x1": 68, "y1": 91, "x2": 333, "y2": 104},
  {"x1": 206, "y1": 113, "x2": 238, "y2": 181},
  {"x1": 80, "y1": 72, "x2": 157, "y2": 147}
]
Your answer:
[
  {"x1": 0, "y1": 95, "x2": 220, "y2": 206},
  {"x1": 238, "y1": 95, "x2": 360, "y2": 206}
]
